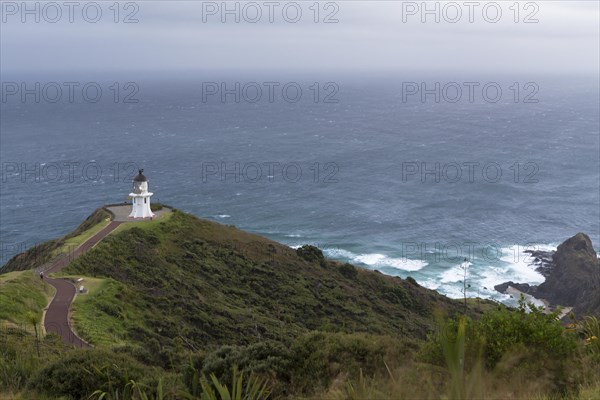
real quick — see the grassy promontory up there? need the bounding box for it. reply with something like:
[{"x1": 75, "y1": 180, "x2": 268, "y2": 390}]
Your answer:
[
  {"x1": 1, "y1": 208, "x2": 599, "y2": 399},
  {"x1": 62, "y1": 209, "x2": 463, "y2": 351}
]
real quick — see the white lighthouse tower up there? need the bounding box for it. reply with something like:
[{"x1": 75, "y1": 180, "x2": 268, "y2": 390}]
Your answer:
[{"x1": 129, "y1": 169, "x2": 155, "y2": 219}]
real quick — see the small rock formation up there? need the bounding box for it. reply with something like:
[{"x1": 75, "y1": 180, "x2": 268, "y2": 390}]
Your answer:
[
  {"x1": 494, "y1": 281, "x2": 533, "y2": 294},
  {"x1": 496, "y1": 233, "x2": 600, "y2": 317}
]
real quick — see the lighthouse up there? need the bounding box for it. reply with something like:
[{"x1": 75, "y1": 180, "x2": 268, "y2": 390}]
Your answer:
[{"x1": 129, "y1": 169, "x2": 155, "y2": 219}]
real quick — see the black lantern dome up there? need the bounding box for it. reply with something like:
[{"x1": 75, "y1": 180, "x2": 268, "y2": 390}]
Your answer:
[{"x1": 133, "y1": 169, "x2": 147, "y2": 182}]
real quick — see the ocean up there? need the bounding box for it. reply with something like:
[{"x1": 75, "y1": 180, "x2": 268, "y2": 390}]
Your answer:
[{"x1": 1, "y1": 73, "x2": 599, "y2": 306}]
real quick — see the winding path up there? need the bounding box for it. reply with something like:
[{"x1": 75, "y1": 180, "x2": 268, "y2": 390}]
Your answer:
[{"x1": 43, "y1": 221, "x2": 121, "y2": 347}]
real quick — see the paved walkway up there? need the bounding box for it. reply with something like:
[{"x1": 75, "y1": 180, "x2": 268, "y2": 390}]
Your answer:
[
  {"x1": 105, "y1": 204, "x2": 171, "y2": 222},
  {"x1": 43, "y1": 221, "x2": 121, "y2": 347}
]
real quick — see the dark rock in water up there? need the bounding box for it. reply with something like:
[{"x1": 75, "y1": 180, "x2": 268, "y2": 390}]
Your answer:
[
  {"x1": 524, "y1": 249, "x2": 555, "y2": 278},
  {"x1": 496, "y1": 233, "x2": 600, "y2": 317},
  {"x1": 494, "y1": 281, "x2": 533, "y2": 294}
]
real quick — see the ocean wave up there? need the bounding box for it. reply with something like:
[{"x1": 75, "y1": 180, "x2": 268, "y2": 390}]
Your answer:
[
  {"x1": 440, "y1": 261, "x2": 472, "y2": 283},
  {"x1": 474, "y1": 244, "x2": 555, "y2": 294},
  {"x1": 356, "y1": 253, "x2": 427, "y2": 272},
  {"x1": 431, "y1": 244, "x2": 555, "y2": 301},
  {"x1": 323, "y1": 248, "x2": 357, "y2": 259},
  {"x1": 419, "y1": 278, "x2": 441, "y2": 291},
  {"x1": 497, "y1": 244, "x2": 551, "y2": 284},
  {"x1": 324, "y1": 248, "x2": 427, "y2": 272}
]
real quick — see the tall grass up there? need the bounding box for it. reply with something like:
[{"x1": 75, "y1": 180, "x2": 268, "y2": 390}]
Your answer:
[
  {"x1": 200, "y1": 366, "x2": 270, "y2": 400},
  {"x1": 87, "y1": 365, "x2": 270, "y2": 400},
  {"x1": 440, "y1": 317, "x2": 483, "y2": 400},
  {"x1": 579, "y1": 316, "x2": 600, "y2": 354}
]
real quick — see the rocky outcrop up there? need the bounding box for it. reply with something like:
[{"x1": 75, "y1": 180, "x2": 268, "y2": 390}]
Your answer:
[
  {"x1": 496, "y1": 233, "x2": 600, "y2": 317},
  {"x1": 494, "y1": 281, "x2": 533, "y2": 294},
  {"x1": 536, "y1": 233, "x2": 600, "y2": 316}
]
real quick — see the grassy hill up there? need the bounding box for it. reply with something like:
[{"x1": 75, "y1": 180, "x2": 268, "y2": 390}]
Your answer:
[
  {"x1": 61, "y1": 209, "x2": 462, "y2": 357},
  {"x1": 0, "y1": 270, "x2": 54, "y2": 327}
]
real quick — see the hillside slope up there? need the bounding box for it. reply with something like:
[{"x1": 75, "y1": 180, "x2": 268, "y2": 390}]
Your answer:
[
  {"x1": 59, "y1": 209, "x2": 463, "y2": 359},
  {"x1": 2, "y1": 208, "x2": 111, "y2": 274}
]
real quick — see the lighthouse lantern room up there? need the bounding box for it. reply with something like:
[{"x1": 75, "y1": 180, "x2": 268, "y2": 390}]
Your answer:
[{"x1": 129, "y1": 169, "x2": 155, "y2": 219}]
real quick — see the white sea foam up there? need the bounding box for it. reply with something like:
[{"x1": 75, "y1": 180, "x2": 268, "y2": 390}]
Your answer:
[
  {"x1": 497, "y1": 245, "x2": 549, "y2": 285},
  {"x1": 321, "y1": 248, "x2": 427, "y2": 271},
  {"x1": 323, "y1": 248, "x2": 357, "y2": 259},
  {"x1": 355, "y1": 253, "x2": 386, "y2": 265},
  {"x1": 440, "y1": 261, "x2": 472, "y2": 283},
  {"x1": 476, "y1": 244, "x2": 555, "y2": 295},
  {"x1": 216, "y1": 214, "x2": 231, "y2": 218},
  {"x1": 355, "y1": 253, "x2": 427, "y2": 271},
  {"x1": 419, "y1": 279, "x2": 441, "y2": 291},
  {"x1": 479, "y1": 266, "x2": 511, "y2": 293}
]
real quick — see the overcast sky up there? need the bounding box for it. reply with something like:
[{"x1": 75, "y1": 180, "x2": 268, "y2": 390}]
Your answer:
[{"x1": 1, "y1": 1, "x2": 598, "y2": 76}]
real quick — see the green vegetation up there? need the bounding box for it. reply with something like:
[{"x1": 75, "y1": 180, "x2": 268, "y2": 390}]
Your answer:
[
  {"x1": 194, "y1": 366, "x2": 270, "y2": 400},
  {"x1": 0, "y1": 327, "x2": 69, "y2": 396},
  {"x1": 65, "y1": 276, "x2": 133, "y2": 347},
  {"x1": 579, "y1": 316, "x2": 600, "y2": 362},
  {"x1": 54, "y1": 214, "x2": 110, "y2": 257},
  {"x1": 151, "y1": 202, "x2": 164, "y2": 212},
  {"x1": 29, "y1": 348, "x2": 158, "y2": 399},
  {"x1": 0, "y1": 270, "x2": 53, "y2": 327},
  {"x1": 1, "y1": 208, "x2": 599, "y2": 399},
  {"x1": 61, "y1": 210, "x2": 457, "y2": 361},
  {"x1": 110, "y1": 210, "x2": 174, "y2": 236},
  {"x1": 419, "y1": 296, "x2": 581, "y2": 396},
  {"x1": 1, "y1": 239, "x2": 63, "y2": 274}
]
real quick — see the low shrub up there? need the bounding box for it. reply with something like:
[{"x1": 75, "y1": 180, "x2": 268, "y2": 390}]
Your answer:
[
  {"x1": 419, "y1": 296, "x2": 579, "y2": 396},
  {"x1": 28, "y1": 348, "x2": 154, "y2": 399},
  {"x1": 197, "y1": 341, "x2": 292, "y2": 395},
  {"x1": 296, "y1": 245, "x2": 324, "y2": 263},
  {"x1": 406, "y1": 276, "x2": 419, "y2": 286},
  {"x1": 289, "y1": 331, "x2": 413, "y2": 394},
  {"x1": 339, "y1": 263, "x2": 357, "y2": 279}
]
